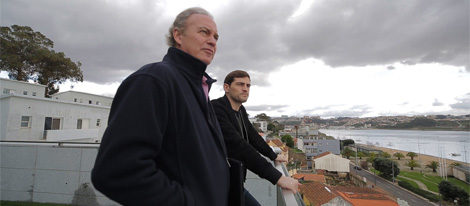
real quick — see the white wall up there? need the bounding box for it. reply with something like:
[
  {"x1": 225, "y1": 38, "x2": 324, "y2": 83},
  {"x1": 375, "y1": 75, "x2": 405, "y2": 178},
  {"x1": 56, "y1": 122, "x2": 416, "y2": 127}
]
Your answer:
[
  {"x1": 52, "y1": 91, "x2": 113, "y2": 107},
  {"x1": 0, "y1": 142, "x2": 119, "y2": 205},
  {"x1": 0, "y1": 78, "x2": 46, "y2": 97},
  {"x1": 0, "y1": 95, "x2": 109, "y2": 142},
  {"x1": 314, "y1": 154, "x2": 350, "y2": 173}
]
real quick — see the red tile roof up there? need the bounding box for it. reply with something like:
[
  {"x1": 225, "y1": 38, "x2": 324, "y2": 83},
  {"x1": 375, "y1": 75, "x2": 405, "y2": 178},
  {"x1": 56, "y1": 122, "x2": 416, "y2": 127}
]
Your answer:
[
  {"x1": 334, "y1": 186, "x2": 398, "y2": 206},
  {"x1": 299, "y1": 182, "x2": 398, "y2": 206},
  {"x1": 270, "y1": 139, "x2": 284, "y2": 147},
  {"x1": 300, "y1": 182, "x2": 338, "y2": 206}
]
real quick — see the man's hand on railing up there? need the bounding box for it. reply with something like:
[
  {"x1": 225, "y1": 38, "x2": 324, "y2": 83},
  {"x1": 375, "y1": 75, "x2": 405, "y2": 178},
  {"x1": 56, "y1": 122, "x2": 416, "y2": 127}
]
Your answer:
[
  {"x1": 276, "y1": 176, "x2": 301, "y2": 193},
  {"x1": 275, "y1": 154, "x2": 287, "y2": 163}
]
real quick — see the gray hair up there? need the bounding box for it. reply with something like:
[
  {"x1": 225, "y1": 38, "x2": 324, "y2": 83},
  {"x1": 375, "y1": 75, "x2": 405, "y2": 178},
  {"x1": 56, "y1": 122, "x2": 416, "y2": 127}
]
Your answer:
[{"x1": 166, "y1": 7, "x2": 213, "y2": 47}]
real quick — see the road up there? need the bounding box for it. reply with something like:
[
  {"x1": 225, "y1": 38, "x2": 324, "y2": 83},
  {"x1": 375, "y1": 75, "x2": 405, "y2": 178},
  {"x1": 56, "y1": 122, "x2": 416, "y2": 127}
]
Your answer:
[{"x1": 350, "y1": 165, "x2": 435, "y2": 206}]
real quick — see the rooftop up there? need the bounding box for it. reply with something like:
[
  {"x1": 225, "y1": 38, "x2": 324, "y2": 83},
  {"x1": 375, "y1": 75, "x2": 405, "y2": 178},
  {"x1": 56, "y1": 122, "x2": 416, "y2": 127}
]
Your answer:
[{"x1": 292, "y1": 174, "x2": 326, "y2": 183}]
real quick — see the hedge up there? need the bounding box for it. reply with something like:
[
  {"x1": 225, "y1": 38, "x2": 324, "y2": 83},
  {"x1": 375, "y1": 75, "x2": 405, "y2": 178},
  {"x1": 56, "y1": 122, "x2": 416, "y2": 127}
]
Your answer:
[{"x1": 398, "y1": 180, "x2": 440, "y2": 202}]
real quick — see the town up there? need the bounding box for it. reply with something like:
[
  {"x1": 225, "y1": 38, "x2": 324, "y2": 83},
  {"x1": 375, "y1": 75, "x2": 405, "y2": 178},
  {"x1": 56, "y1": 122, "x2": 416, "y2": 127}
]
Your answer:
[{"x1": 1, "y1": 77, "x2": 469, "y2": 206}]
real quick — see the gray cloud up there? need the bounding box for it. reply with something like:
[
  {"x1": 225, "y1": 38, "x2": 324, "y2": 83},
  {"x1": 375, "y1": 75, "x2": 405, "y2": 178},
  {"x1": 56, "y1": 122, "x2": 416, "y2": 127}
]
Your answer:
[
  {"x1": 245, "y1": 104, "x2": 288, "y2": 111},
  {"x1": 450, "y1": 94, "x2": 470, "y2": 110},
  {"x1": 299, "y1": 104, "x2": 372, "y2": 118},
  {"x1": 432, "y1": 99, "x2": 444, "y2": 106},
  {"x1": 2, "y1": 0, "x2": 468, "y2": 86},
  {"x1": 2, "y1": 0, "x2": 169, "y2": 83}
]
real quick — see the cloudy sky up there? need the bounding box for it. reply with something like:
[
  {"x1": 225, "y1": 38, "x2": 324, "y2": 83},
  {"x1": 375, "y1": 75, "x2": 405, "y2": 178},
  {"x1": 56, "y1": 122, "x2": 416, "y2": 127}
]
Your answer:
[{"x1": 2, "y1": 0, "x2": 469, "y2": 118}]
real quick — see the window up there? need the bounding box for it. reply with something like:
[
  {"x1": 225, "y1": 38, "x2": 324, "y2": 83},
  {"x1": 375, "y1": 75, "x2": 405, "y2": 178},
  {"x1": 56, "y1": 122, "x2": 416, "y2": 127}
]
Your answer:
[
  {"x1": 32, "y1": 92, "x2": 37, "y2": 96},
  {"x1": 3, "y1": 88, "x2": 14, "y2": 94},
  {"x1": 45, "y1": 117, "x2": 61, "y2": 130},
  {"x1": 89, "y1": 100, "x2": 92, "y2": 104},
  {"x1": 96, "y1": 119, "x2": 101, "y2": 127},
  {"x1": 77, "y1": 119, "x2": 83, "y2": 129},
  {"x1": 74, "y1": 98, "x2": 78, "y2": 102},
  {"x1": 23, "y1": 91, "x2": 28, "y2": 95},
  {"x1": 96, "y1": 101, "x2": 100, "y2": 105},
  {"x1": 21, "y1": 116, "x2": 32, "y2": 128}
]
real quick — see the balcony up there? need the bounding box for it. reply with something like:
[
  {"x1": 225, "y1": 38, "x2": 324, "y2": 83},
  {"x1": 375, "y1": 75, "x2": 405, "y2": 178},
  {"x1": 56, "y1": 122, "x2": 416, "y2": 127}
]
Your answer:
[{"x1": 1, "y1": 141, "x2": 304, "y2": 205}]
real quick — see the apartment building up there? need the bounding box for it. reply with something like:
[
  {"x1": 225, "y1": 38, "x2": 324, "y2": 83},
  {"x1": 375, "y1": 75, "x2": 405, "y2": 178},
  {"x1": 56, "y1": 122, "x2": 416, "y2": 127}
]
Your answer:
[{"x1": 0, "y1": 78, "x2": 111, "y2": 142}]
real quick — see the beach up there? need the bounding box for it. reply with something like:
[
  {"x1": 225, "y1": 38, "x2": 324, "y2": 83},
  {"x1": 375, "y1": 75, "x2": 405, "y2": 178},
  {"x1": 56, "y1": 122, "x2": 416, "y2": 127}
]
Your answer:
[{"x1": 357, "y1": 143, "x2": 470, "y2": 173}]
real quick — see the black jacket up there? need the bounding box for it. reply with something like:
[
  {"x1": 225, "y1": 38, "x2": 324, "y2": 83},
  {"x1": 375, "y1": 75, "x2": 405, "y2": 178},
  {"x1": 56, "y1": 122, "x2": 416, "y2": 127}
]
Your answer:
[
  {"x1": 211, "y1": 95, "x2": 282, "y2": 185},
  {"x1": 92, "y1": 48, "x2": 229, "y2": 206}
]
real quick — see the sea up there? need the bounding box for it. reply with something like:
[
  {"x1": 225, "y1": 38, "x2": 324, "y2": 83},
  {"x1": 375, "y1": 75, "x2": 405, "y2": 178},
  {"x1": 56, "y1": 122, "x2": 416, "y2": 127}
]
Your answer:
[{"x1": 320, "y1": 129, "x2": 470, "y2": 163}]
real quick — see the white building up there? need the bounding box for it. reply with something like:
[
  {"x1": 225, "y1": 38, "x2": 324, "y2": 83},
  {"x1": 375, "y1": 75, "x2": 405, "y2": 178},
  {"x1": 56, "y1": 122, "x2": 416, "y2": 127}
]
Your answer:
[
  {"x1": 249, "y1": 118, "x2": 268, "y2": 132},
  {"x1": 0, "y1": 78, "x2": 111, "y2": 142},
  {"x1": 51, "y1": 91, "x2": 113, "y2": 107},
  {"x1": 296, "y1": 138, "x2": 304, "y2": 151},
  {"x1": 313, "y1": 152, "x2": 350, "y2": 173}
]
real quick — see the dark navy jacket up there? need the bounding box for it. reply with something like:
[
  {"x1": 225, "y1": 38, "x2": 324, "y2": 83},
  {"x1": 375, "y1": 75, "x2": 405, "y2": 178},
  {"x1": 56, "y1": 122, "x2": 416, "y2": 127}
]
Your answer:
[
  {"x1": 92, "y1": 48, "x2": 230, "y2": 206},
  {"x1": 212, "y1": 95, "x2": 282, "y2": 185}
]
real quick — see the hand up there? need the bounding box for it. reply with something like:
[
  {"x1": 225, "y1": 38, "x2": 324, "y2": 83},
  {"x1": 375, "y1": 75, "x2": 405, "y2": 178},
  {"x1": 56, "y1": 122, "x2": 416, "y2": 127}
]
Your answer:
[
  {"x1": 276, "y1": 176, "x2": 301, "y2": 193},
  {"x1": 275, "y1": 154, "x2": 287, "y2": 163}
]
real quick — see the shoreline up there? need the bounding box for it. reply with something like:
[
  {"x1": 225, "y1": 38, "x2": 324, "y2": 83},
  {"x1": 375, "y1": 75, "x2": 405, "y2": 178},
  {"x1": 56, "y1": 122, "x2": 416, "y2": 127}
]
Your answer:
[
  {"x1": 325, "y1": 128, "x2": 470, "y2": 132},
  {"x1": 357, "y1": 143, "x2": 470, "y2": 168}
]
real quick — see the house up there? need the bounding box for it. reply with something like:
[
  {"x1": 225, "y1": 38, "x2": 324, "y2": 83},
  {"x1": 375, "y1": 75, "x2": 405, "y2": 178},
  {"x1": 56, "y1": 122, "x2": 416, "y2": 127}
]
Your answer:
[
  {"x1": 249, "y1": 118, "x2": 268, "y2": 132},
  {"x1": 314, "y1": 152, "x2": 350, "y2": 173},
  {"x1": 303, "y1": 139, "x2": 340, "y2": 159},
  {"x1": 299, "y1": 181, "x2": 398, "y2": 206},
  {"x1": 451, "y1": 165, "x2": 470, "y2": 183},
  {"x1": 0, "y1": 78, "x2": 111, "y2": 142},
  {"x1": 300, "y1": 181, "x2": 348, "y2": 206},
  {"x1": 334, "y1": 186, "x2": 398, "y2": 206},
  {"x1": 51, "y1": 91, "x2": 113, "y2": 107}
]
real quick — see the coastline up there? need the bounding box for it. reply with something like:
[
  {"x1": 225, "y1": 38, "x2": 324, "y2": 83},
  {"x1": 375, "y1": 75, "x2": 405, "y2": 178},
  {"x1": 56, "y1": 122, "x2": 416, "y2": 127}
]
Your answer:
[
  {"x1": 357, "y1": 143, "x2": 470, "y2": 168},
  {"x1": 336, "y1": 128, "x2": 470, "y2": 132}
]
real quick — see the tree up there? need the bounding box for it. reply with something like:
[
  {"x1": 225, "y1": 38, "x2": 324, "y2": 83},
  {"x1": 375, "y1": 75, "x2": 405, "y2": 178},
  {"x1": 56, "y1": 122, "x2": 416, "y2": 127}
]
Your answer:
[
  {"x1": 372, "y1": 158, "x2": 400, "y2": 179},
  {"x1": 255, "y1": 113, "x2": 271, "y2": 122},
  {"x1": 281, "y1": 134, "x2": 294, "y2": 148},
  {"x1": 393, "y1": 152, "x2": 405, "y2": 160},
  {"x1": 406, "y1": 160, "x2": 420, "y2": 170},
  {"x1": 439, "y1": 181, "x2": 469, "y2": 206},
  {"x1": 267, "y1": 123, "x2": 276, "y2": 132},
  {"x1": 367, "y1": 153, "x2": 377, "y2": 163},
  {"x1": 381, "y1": 152, "x2": 391, "y2": 158},
  {"x1": 407, "y1": 152, "x2": 418, "y2": 160},
  {"x1": 342, "y1": 139, "x2": 355, "y2": 147},
  {"x1": 425, "y1": 161, "x2": 439, "y2": 173},
  {"x1": 342, "y1": 147, "x2": 354, "y2": 159},
  {"x1": 0, "y1": 25, "x2": 83, "y2": 97}
]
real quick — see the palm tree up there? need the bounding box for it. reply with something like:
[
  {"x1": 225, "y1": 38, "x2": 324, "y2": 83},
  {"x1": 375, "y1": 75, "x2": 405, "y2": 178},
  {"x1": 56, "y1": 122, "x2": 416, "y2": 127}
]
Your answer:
[
  {"x1": 426, "y1": 161, "x2": 439, "y2": 173},
  {"x1": 381, "y1": 152, "x2": 391, "y2": 158},
  {"x1": 393, "y1": 152, "x2": 405, "y2": 160},
  {"x1": 407, "y1": 152, "x2": 417, "y2": 160},
  {"x1": 406, "y1": 160, "x2": 420, "y2": 170}
]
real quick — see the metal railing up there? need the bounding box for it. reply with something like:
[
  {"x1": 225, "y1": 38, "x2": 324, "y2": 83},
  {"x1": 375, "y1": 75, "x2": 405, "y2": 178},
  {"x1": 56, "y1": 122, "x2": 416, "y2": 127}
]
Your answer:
[{"x1": 275, "y1": 162, "x2": 305, "y2": 206}]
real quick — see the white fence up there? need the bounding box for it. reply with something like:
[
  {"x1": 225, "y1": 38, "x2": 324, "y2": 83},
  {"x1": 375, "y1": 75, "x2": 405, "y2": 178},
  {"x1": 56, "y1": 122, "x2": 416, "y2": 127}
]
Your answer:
[{"x1": 0, "y1": 142, "x2": 117, "y2": 205}]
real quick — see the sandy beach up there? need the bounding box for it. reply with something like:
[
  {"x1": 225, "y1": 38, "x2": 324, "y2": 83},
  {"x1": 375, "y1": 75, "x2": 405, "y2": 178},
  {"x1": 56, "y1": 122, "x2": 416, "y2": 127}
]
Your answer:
[{"x1": 357, "y1": 144, "x2": 469, "y2": 173}]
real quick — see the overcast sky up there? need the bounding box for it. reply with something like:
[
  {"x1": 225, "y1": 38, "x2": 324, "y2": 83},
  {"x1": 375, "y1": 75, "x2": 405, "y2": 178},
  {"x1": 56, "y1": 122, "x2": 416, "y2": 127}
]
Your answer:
[{"x1": 2, "y1": 0, "x2": 469, "y2": 118}]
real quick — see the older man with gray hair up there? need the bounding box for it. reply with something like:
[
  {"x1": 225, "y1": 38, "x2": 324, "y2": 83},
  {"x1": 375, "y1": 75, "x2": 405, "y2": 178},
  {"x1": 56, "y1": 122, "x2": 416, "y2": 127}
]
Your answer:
[{"x1": 92, "y1": 7, "x2": 230, "y2": 206}]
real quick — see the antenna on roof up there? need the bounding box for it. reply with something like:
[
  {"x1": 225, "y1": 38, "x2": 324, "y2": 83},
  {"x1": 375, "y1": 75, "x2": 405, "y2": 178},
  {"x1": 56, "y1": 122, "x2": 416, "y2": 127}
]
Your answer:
[{"x1": 324, "y1": 186, "x2": 331, "y2": 193}]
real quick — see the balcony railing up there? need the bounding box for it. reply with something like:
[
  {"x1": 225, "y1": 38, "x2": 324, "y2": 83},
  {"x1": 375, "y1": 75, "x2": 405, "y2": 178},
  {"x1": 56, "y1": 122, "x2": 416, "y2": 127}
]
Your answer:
[{"x1": 275, "y1": 162, "x2": 305, "y2": 206}]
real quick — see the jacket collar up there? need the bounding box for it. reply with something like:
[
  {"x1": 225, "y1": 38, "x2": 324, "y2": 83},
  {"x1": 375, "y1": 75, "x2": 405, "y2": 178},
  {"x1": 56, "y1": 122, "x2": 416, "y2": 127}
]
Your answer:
[
  {"x1": 164, "y1": 47, "x2": 217, "y2": 83},
  {"x1": 222, "y1": 95, "x2": 245, "y2": 112}
]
